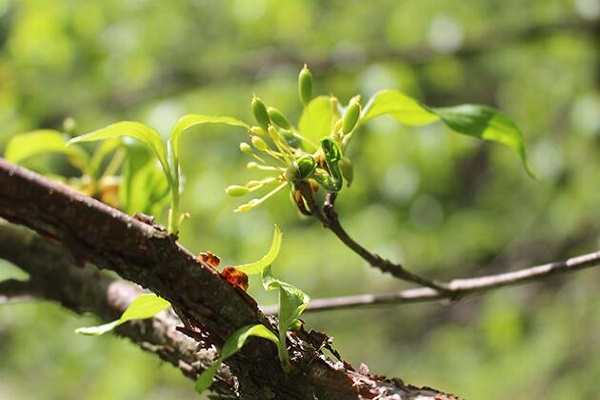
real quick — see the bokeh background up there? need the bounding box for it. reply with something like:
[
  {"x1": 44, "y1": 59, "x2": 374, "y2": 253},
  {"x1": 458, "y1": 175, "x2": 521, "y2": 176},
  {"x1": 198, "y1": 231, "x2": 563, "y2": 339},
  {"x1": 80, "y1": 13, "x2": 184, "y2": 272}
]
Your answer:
[{"x1": 1, "y1": 0, "x2": 600, "y2": 398}]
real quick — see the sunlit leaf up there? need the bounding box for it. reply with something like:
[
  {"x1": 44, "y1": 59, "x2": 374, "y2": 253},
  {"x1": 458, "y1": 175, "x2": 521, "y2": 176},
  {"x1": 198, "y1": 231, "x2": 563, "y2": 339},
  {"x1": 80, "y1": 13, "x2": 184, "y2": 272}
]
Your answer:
[
  {"x1": 298, "y1": 96, "x2": 333, "y2": 143},
  {"x1": 432, "y1": 105, "x2": 534, "y2": 176},
  {"x1": 170, "y1": 114, "x2": 250, "y2": 163},
  {"x1": 5, "y1": 130, "x2": 91, "y2": 174},
  {"x1": 68, "y1": 121, "x2": 169, "y2": 175},
  {"x1": 262, "y1": 265, "x2": 310, "y2": 331},
  {"x1": 75, "y1": 294, "x2": 170, "y2": 336},
  {"x1": 120, "y1": 293, "x2": 171, "y2": 322},
  {"x1": 195, "y1": 324, "x2": 279, "y2": 394},
  {"x1": 120, "y1": 142, "x2": 170, "y2": 215},
  {"x1": 361, "y1": 90, "x2": 440, "y2": 125},
  {"x1": 236, "y1": 225, "x2": 282, "y2": 275}
]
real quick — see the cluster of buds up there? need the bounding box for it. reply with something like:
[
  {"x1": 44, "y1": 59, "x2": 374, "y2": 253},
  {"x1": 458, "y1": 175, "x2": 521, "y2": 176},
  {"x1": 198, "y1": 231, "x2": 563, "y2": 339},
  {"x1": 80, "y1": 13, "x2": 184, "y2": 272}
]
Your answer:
[{"x1": 225, "y1": 65, "x2": 360, "y2": 214}]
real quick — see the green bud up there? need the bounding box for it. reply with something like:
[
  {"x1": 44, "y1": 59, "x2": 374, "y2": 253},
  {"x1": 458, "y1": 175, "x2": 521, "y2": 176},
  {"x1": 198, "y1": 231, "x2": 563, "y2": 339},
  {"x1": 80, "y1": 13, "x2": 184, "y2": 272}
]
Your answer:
[
  {"x1": 285, "y1": 155, "x2": 316, "y2": 182},
  {"x1": 239, "y1": 142, "x2": 252, "y2": 154},
  {"x1": 251, "y1": 95, "x2": 270, "y2": 129},
  {"x1": 245, "y1": 180, "x2": 263, "y2": 189},
  {"x1": 279, "y1": 129, "x2": 302, "y2": 148},
  {"x1": 267, "y1": 107, "x2": 292, "y2": 130},
  {"x1": 251, "y1": 135, "x2": 269, "y2": 152},
  {"x1": 342, "y1": 96, "x2": 361, "y2": 135},
  {"x1": 296, "y1": 155, "x2": 317, "y2": 180},
  {"x1": 320, "y1": 137, "x2": 342, "y2": 163},
  {"x1": 225, "y1": 185, "x2": 251, "y2": 197},
  {"x1": 298, "y1": 64, "x2": 313, "y2": 106},
  {"x1": 268, "y1": 125, "x2": 284, "y2": 144},
  {"x1": 250, "y1": 126, "x2": 267, "y2": 136}
]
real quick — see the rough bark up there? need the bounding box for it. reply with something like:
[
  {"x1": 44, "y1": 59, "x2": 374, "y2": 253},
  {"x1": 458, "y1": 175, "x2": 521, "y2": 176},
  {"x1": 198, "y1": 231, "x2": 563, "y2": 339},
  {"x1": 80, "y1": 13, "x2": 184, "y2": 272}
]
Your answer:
[{"x1": 0, "y1": 158, "x2": 458, "y2": 400}]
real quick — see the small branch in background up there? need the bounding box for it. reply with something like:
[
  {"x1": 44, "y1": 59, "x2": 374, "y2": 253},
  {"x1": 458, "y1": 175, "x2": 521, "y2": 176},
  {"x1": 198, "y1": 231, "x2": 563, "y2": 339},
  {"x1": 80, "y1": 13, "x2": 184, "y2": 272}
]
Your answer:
[
  {"x1": 0, "y1": 279, "x2": 37, "y2": 304},
  {"x1": 261, "y1": 249, "x2": 600, "y2": 314}
]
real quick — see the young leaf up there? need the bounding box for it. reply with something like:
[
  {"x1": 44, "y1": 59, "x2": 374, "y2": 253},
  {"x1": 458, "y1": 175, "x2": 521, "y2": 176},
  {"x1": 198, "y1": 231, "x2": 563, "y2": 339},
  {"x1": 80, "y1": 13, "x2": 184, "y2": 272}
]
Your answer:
[
  {"x1": 298, "y1": 96, "x2": 333, "y2": 144},
  {"x1": 120, "y1": 142, "x2": 170, "y2": 215},
  {"x1": 5, "y1": 130, "x2": 91, "y2": 174},
  {"x1": 119, "y1": 293, "x2": 171, "y2": 321},
  {"x1": 262, "y1": 265, "x2": 310, "y2": 331},
  {"x1": 195, "y1": 324, "x2": 279, "y2": 394},
  {"x1": 261, "y1": 265, "x2": 310, "y2": 372},
  {"x1": 235, "y1": 225, "x2": 283, "y2": 275},
  {"x1": 75, "y1": 294, "x2": 171, "y2": 336},
  {"x1": 67, "y1": 121, "x2": 170, "y2": 175},
  {"x1": 432, "y1": 105, "x2": 534, "y2": 176},
  {"x1": 170, "y1": 114, "x2": 250, "y2": 164},
  {"x1": 361, "y1": 90, "x2": 440, "y2": 126}
]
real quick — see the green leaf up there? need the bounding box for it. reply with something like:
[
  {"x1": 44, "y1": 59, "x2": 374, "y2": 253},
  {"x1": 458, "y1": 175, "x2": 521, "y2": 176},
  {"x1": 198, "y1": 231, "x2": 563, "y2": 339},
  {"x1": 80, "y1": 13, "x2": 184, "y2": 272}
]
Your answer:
[
  {"x1": 4, "y1": 130, "x2": 91, "y2": 174},
  {"x1": 432, "y1": 105, "x2": 534, "y2": 176},
  {"x1": 236, "y1": 225, "x2": 282, "y2": 275},
  {"x1": 74, "y1": 320, "x2": 122, "y2": 336},
  {"x1": 298, "y1": 96, "x2": 333, "y2": 143},
  {"x1": 68, "y1": 121, "x2": 170, "y2": 175},
  {"x1": 361, "y1": 90, "x2": 440, "y2": 126},
  {"x1": 195, "y1": 324, "x2": 279, "y2": 394},
  {"x1": 170, "y1": 114, "x2": 250, "y2": 164},
  {"x1": 75, "y1": 294, "x2": 170, "y2": 336},
  {"x1": 120, "y1": 141, "x2": 170, "y2": 215},
  {"x1": 120, "y1": 293, "x2": 171, "y2": 321},
  {"x1": 262, "y1": 265, "x2": 310, "y2": 331}
]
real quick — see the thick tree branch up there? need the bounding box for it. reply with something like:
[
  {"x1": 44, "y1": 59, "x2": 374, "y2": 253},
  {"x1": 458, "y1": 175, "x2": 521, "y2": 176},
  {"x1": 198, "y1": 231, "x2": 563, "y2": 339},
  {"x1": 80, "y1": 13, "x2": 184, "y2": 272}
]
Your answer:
[
  {"x1": 0, "y1": 220, "x2": 236, "y2": 397},
  {"x1": 0, "y1": 158, "x2": 457, "y2": 399}
]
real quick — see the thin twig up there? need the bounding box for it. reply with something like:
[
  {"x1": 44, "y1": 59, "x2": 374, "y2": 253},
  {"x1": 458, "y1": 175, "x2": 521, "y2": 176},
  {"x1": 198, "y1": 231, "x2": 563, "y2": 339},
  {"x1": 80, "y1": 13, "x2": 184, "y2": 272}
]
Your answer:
[
  {"x1": 320, "y1": 193, "x2": 450, "y2": 292},
  {"x1": 0, "y1": 279, "x2": 37, "y2": 304},
  {"x1": 262, "y1": 249, "x2": 600, "y2": 314}
]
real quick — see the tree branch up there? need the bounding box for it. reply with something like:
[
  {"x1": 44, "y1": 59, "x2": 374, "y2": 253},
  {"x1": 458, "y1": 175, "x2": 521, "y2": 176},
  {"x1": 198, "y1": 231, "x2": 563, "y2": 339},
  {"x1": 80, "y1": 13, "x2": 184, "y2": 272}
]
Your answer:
[
  {"x1": 0, "y1": 158, "x2": 457, "y2": 399},
  {"x1": 264, "y1": 249, "x2": 600, "y2": 313},
  {"x1": 0, "y1": 220, "x2": 237, "y2": 397}
]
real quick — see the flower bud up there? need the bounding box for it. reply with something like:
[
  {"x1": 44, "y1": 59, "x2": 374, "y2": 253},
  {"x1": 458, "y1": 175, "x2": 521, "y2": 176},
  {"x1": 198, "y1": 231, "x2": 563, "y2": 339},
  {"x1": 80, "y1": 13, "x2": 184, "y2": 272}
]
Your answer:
[
  {"x1": 251, "y1": 135, "x2": 269, "y2": 152},
  {"x1": 298, "y1": 64, "x2": 313, "y2": 106},
  {"x1": 250, "y1": 126, "x2": 267, "y2": 136},
  {"x1": 251, "y1": 95, "x2": 270, "y2": 129},
  {"x1": 267, "y1": 107, "x2": 292, "y2": 130},
  {"x1": 342, "y1": 96, "x2": 361, "y2": 135},
  {"x1": 239, "y1": 142, "x2": 252, "y2": 154},
  {"x1": 268, "y1": 125, "x2": 284, "y2": 144},
  {"x1": 225, "y1": 185, "x2": 251, "y2": 197}
]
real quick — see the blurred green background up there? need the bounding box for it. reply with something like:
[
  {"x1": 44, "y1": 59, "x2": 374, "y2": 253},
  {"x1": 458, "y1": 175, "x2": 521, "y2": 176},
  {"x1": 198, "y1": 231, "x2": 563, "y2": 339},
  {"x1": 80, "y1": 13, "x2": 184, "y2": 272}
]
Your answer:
[{"x1": 1, "y1": 0, "x2": 600, "y2": 398}]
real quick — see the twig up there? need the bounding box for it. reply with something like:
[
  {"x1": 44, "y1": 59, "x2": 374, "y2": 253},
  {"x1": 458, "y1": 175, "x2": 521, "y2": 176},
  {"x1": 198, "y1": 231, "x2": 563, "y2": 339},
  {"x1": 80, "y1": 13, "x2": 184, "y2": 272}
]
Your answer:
[
  {"x1": 262, "y1": 249, "x2": 600, "y2": 314},
  {"x1": 0, "y1": 279, "x2": 37, "y2": 303},
  {"x1": 320, "y1": 193, "x2": 450, "y2": 292}
]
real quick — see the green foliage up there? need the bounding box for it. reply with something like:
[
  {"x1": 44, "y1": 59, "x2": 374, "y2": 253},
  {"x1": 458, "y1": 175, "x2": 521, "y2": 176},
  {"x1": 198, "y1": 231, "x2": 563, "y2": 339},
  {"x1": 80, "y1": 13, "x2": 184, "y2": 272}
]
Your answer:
[
  {"x1": 194, "y1": 324, "x2": 280, "y2": 394},
  {"x1": 75, "y1": 294, "x2": 171, "y2": 336},
  {"x1": 226, "y1": 67, "x2": 531, "y2": 214},
  {"x1": 432, "y1": 105, "x2": 534, "y2": 176},
  {"x1": 261, "y1": 265, "x2": 311, "y2": 371},
  {"x1": 66, "y1": 115, "x2": 248, "y2": 233},
  {"x1": 195, "y1": 224, "x2": 308, "y2": 391},
  {"x1": 236, "y1": 225, "x2": 283, "y2": 274}
]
